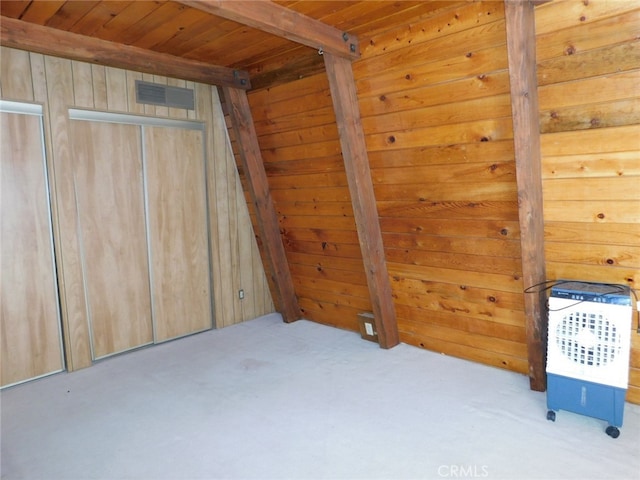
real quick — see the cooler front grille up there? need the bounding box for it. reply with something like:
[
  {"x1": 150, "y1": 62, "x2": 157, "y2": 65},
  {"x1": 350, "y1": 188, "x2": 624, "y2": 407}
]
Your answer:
[
  {"x1": 555, "y1": 310, "x2": 620, "y2": 367},
  {"x1": 547, "y1": 290, "x2": 632, "y2": 389}
]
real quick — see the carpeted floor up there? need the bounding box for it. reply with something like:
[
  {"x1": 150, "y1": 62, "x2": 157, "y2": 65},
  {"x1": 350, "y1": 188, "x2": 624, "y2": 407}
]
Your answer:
[{"x1": 1, "y1": 313, "x2": 639, "y2": 480}]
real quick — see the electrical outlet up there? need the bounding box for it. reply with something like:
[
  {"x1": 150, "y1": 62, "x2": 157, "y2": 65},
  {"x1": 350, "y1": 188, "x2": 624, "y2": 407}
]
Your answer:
[
  {"x1": 364, "y1": 322, "x2": 374, "y2": 336},
  {"x1": 239, "y1": 289, "x2": 245, "y2": 300},
  {"x1": 357, "y1": 312, "x2": 378, "y2": 343}
]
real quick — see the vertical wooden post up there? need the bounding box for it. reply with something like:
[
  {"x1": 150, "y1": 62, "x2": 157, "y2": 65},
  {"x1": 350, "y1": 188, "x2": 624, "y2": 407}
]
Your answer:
[
  {"x1": 323, "y1": 52, "x2": 399, "y2": 349},
  {"x1": 222, "y1": 86, "x2": 302, "y2": 323},
  {"x1": 504, "y1": 0, "x2": 547, "y2": 391}
]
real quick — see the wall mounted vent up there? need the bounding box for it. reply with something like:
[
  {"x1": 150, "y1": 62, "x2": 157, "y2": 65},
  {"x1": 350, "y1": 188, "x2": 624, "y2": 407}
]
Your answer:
[{"x1": 135, "y1": 80, "x2": 194, "y2": 110}]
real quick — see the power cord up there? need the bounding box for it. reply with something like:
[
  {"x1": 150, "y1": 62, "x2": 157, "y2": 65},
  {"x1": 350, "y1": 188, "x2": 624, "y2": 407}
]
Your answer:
[{"x1": 524, "y1": 279, "x2": 640, "y2": 334}]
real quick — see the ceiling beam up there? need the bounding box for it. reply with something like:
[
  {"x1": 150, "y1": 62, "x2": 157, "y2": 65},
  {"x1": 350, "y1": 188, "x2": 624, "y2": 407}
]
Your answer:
[
  {"x1": 222, "y1": 86, "x2": 303, "y2": 324},
  {"x1": 0, "y1": 16, "x2": 251, "y2": 89},
  {"x1": 180, "y1": 0, "x2": 359, "y2": 60},
  {"x1": 323, "y1": 51, "x2": 399, "y2": 349},
  {"x1": 250, "y1": 51, "x2": 326, "y2": 91},
  {"x1": 504, "y1": 0, "x2": 547, "y2": 392}
]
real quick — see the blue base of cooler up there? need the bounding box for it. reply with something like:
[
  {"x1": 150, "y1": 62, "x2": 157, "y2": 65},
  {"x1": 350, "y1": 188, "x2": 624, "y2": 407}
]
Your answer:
[{"x1": 546, "y1": 373, "x2": 626, "y2": 429}]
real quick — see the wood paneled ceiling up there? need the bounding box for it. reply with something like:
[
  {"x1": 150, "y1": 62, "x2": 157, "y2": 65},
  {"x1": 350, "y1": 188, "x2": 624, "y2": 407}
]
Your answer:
[{"x1": 1, "y1": 0, "x2": 457, "y2": 89}]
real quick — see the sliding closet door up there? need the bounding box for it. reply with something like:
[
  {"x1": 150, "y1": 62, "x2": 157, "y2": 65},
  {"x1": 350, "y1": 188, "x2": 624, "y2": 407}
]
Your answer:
[
  {"x1": 144, "y1": 126, "x2": 212, "y2": 341},
  {"x1": 70, "y1": 120, "x2": 153, "y2": 359},
  {"x1": 1, "y1": 105, "x2": 64, "y2": 387}
]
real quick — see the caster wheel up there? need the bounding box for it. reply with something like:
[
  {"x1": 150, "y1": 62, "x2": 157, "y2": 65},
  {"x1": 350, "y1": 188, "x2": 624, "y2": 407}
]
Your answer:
[
  {"x1": 605, "y1": 426, "x2": 620, "y2": 438},
  {"x1": 546, "y1": 410, "x2": 556, "y2": 422}
]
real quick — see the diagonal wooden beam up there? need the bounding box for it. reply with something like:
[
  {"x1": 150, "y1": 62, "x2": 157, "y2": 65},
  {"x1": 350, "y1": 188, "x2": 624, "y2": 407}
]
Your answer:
[
  {"x1": 504, "y1": 0, "x2": 547, "y2": 392},
  {"x1": 180, "y1": 0, "x2": 359, "y2": 60},
  {"x1": 222, "y1": 86, "x2": 302, "y2": 324},
  {"x1": 323, "y1": 52, "x2": 399, "y2": 349},
  {"x1": 0, "y1": 16, "x2": 250, "y2": 89}
]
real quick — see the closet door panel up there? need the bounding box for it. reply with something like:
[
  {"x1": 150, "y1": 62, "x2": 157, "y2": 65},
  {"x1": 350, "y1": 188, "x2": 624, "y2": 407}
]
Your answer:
[
  {"x1": 1, "y1": 111, "x2": 63, "y2": 386},
  {"x1": 70, "y1": 120, "x2": 153, "y2": 359},
  {"x1": 144, "y1": 126, "x2": 212, "y2": 341}
]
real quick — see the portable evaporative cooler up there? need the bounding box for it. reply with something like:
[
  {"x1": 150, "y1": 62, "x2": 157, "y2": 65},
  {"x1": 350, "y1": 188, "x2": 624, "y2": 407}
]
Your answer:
[{"x1": 545, "y1": 281, "x2": 633, "y2": 438}]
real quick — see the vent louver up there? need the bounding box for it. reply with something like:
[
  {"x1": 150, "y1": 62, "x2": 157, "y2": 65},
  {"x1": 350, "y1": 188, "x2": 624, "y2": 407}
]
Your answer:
[{"x1": 135, "y1": 80, "x2": 195, "y2": 110}]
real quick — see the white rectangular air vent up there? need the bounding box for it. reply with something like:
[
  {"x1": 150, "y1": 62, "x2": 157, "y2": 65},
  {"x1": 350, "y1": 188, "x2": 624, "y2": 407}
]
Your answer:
[{"x1": 135, "y1": 80, "x2": 194, "y2": 110}]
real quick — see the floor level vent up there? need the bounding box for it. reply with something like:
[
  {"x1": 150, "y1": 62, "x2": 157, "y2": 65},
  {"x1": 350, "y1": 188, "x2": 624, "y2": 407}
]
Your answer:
[{"x1": 135, "y1": 80, "x2": 194, "y2": 110}]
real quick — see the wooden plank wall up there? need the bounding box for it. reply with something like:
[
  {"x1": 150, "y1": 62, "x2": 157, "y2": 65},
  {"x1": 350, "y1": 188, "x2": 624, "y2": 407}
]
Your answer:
[
  {"x1": 246, "y1": 74, "x2": 370, "y2": 331},
  {"x1": 356, "y1": 0, "x2": 527, "y2": 372},
  {"x1": 246, "y1": 1, "x2": 526, "y2": 369},
  {"x1": 534, "y1": 0, "x2": 640, "y2": 403},
  {"x1": 245, "y1": 0, "x2": 639, "y2": 403},
  {"x1": 0, "y1": 46, "x2": 274, "y2": 371}
]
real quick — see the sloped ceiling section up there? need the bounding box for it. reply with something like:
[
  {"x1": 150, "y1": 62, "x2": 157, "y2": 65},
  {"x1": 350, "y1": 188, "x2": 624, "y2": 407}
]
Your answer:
[{"x1": 0, "y1": 1, "x2": 448, "y2": 89}]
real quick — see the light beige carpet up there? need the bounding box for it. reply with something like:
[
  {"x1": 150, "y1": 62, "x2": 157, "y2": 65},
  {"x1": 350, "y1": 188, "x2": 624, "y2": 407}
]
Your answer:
[{"x1": 2, "y1": 313, "x2": 639, "y2": 480}]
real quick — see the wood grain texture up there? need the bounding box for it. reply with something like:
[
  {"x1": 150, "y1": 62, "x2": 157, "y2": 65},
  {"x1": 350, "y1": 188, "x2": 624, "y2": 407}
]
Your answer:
[
  {"x1": 43, "y1": 54, "x2": 94, "y2": 370},
  {"x1": 505, "y1": 0, "x2": 547, "y2": 392},
  {"x1": 71, "y1": 61, "x2": 94, "y2": 108},
  {"x1": 1, "y1": 111, "x2": 64, "y2": 386},
  {"x1": 361, "y1": 2, "x2": 498, "y2": 58},
  {"x1": 237, "y1": 0, "x2": 639, "y2": 401},
  {"x1": 0, "y1": 47, "x2": 33, "y2": 101},
  {"x1": 537, "y1": 41, "x2": 640, "y2": 87},
  {"x1": 240, "y1": 1, "x2": 529, "y2": 377},
  {"x1": 0, "y1": 1, "x2": 447, "y2": 90},
  {"x1": 3, "y1": 0, "x2": 639, "y2": 403},
  {"x1": 223, "y1": 86, "x2": 301, "y2": 323},
  {"x1": 201, "y1": 84, "x2": 236, "y2": 327},
  {"x1": 209, "y1": 86, "x2": 275, "y2": 327},
  {"x1": 535, "y1": 0, "x2": 639, "y2": 402},
  {"x1": 324, "y1": 51, "x2": 399, "y2": 349},
  {"x1": 181, "y1": 0, "x2": 359, "y2": 60},
  {"x1": 1, "y1": 45, "x2": 274, "y2": 375},
  {"x1": 535, "y1": 7, "x2": 640, "y2": 60},
  {"x1": 69, "y1": 120, "x2": 153, "y2": 359},
  {"x1": 240, "y1": 71, "x2": 377, "y2": 336},
  {"x1": 0, "y1": 16, "x2": 251, "y2": 88},
  {"x1": 144, "y1": 126, "x2": 213, "y2": 342},
  {"x1": 398, "y1": 315, "x2": 529, "y2": 373}
]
